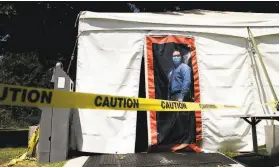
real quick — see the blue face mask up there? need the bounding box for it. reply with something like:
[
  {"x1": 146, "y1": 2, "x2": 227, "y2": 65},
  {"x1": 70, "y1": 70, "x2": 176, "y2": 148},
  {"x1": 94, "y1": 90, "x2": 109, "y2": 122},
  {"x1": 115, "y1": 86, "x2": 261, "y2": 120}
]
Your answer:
[{"x1": 172, "y1": 57, "x2": 181, "y2": 65}]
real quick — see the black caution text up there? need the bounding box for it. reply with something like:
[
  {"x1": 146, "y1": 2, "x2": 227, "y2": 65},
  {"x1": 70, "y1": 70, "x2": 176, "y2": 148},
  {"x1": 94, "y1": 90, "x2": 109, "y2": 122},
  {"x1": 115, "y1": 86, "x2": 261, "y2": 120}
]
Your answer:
[
  {"x1": 161, "y1": 101, "x2": 187, "y2": 110},
  {"x1": 94, "y1": 96, "x2": 139, "y2": 109},
  {"x1": 0, "y1": 87, "x2": 52, "y2": 104}
]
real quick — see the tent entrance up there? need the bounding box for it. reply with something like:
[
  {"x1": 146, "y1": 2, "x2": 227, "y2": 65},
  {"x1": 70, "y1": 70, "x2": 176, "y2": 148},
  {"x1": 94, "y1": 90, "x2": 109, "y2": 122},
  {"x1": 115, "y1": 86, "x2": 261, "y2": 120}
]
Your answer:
[{"x1": 144, "y1": 35, "x2": 201, "y2": 152}]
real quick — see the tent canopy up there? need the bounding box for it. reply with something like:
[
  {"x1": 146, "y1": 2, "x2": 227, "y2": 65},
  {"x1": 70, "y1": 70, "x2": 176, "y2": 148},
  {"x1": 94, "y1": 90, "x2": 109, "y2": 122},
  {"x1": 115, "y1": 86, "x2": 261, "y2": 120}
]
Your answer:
[{"x1": 78, "y1": 10, "x2": 279, "y2": 37}]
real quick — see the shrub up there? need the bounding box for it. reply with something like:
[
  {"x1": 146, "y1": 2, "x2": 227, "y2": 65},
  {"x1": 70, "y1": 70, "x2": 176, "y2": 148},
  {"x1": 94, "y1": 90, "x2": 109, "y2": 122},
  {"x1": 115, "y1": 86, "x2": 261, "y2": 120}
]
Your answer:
[{"x1": 0, "y1": 52, "x2": 49, "y2": 128}]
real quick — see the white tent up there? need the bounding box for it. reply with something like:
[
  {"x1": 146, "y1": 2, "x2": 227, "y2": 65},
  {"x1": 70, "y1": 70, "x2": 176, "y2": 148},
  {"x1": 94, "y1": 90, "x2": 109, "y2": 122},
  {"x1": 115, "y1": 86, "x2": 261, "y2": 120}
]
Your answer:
[{"x1": 72, "y1": 10, "x2": 279, "y2": 154}]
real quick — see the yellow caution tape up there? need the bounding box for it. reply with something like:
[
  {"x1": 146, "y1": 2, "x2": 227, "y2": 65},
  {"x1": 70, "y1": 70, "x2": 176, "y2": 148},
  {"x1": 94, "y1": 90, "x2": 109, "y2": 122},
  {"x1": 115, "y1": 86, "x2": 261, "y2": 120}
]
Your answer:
[
  {"x1": 0, "y1": 84, "x2": 242, "y2": 111},
  {"x1": 7, "y1": 152, "x2": 28, "y2": 166},
  {"x1": 27, "y1": 127, "x2": 40, "y2": 156},
  {"x1": 119, "y1": 155, "x2": 126, "y2": 160},
  {"x1": 7, "y1": 126, "x2": 39, "y2": 166},
  {"x1": 245, "y1": 101, "x2": 279, "y2": 111}
]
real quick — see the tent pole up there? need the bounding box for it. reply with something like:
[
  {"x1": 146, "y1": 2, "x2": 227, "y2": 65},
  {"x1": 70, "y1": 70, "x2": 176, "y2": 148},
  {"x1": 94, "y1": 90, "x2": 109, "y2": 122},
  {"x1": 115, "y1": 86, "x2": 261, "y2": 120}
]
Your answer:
[{"x1": 247, "y1": 27, "x2": 278, "y2": 124}]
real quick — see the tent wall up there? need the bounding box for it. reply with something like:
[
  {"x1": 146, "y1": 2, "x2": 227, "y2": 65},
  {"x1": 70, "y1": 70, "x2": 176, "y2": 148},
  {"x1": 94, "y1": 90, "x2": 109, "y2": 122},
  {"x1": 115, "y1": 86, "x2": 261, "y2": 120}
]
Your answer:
[
  {"x1": 194, "y1": 33, "x2": 256, "y2": 152},
  {"x1": 75, "y1": 31, "x2": 145, "y2": 154}
]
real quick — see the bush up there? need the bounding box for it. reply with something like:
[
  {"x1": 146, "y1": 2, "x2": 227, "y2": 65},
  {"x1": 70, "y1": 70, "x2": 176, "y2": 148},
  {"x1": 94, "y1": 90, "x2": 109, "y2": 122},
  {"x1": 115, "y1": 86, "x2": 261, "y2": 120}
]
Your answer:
[
  {"x1": 0, "y1": 109, "x2": 16, "y2": 128},
  {"x1": 0, "y1": 51, "x2": 45, "y2": 87},
  {"x1": 0, "y1": 52, "x2": 50, "y2": 128}
]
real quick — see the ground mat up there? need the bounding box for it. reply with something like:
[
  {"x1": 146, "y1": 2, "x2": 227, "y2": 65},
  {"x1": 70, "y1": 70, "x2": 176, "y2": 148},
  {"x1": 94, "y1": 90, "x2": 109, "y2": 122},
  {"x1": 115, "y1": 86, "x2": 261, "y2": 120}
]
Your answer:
[{"x1": 82, "y1": 152, "x2": 240, "y2": 167}]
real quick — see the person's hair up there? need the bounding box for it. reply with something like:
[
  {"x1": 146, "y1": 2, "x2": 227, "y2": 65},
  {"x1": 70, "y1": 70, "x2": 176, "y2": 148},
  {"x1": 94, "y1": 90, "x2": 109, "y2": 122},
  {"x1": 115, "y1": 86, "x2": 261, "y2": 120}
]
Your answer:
[{"x1": 172, "y1": 50, "x2": 181, "y2": 56}]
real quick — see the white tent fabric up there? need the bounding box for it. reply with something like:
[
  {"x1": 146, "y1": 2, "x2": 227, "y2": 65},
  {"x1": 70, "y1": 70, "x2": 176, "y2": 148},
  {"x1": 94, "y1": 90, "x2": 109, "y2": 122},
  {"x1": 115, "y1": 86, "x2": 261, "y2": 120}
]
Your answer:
[
  {"x1": 79, "y1": 10, "x2": 279, "y2": 27},
  {"x1": 74, "y1": 31, "x2": 144, "y2": 153},
  {"x1": 75, "y1": 10, "x2": 279, "y2": 154},
  {"x1": 78, "y1": 10, "x2": 279, "y2": 37},
  {"x1": 195, "y1": 33, "x2": 257, "y2": 151}
]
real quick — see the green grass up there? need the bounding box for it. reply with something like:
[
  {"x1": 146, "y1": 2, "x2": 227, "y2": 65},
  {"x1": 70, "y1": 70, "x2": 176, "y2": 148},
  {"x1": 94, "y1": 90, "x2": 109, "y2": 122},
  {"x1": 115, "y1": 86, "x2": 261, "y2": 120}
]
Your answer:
[
  {"x1": 220, "y1": 151, "x2": 240, "y2": 158},
  {"x1": 0, "y1": 147, "x2": 65, "y2": 167},
  {"x1": 220, "y1": 145, "x2": 268, "y2": 158}
]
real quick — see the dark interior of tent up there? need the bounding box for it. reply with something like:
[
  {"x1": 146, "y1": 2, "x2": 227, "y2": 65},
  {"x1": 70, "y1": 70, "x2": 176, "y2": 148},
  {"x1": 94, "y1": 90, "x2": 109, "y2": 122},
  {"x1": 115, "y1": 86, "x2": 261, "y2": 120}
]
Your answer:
[{"x1": 135, "y1": 57, "x2": 148, "y2": 152}]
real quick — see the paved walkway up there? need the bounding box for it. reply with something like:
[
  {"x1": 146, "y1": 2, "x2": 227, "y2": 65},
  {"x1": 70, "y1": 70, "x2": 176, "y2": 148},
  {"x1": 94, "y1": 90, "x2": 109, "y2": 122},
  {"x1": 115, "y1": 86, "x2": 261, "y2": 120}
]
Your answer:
[{"x1": 63, "y1": 156, "x2": 89, "y2": 167}]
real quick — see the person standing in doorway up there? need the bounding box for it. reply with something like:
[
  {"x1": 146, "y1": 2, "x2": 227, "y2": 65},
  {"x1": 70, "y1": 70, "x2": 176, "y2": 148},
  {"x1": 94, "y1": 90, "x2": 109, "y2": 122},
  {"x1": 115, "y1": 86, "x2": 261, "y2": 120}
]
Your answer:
[
  {"x1": 166, "y1": 50, "x2": 196, "y2": 152},
  {"x1": 168, "y1": 50, "x2": 192, "y2": 102}
]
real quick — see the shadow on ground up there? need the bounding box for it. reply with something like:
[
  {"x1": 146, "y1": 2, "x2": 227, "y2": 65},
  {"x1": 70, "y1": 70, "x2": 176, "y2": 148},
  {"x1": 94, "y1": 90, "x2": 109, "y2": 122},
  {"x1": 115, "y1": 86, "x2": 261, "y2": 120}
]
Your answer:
[
  {"x1": 0, "y1": 129, "x2": 28, "y2": 148},
  {"x1": 233, "y1": 153, "x2": 279, "y2": 167}
]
